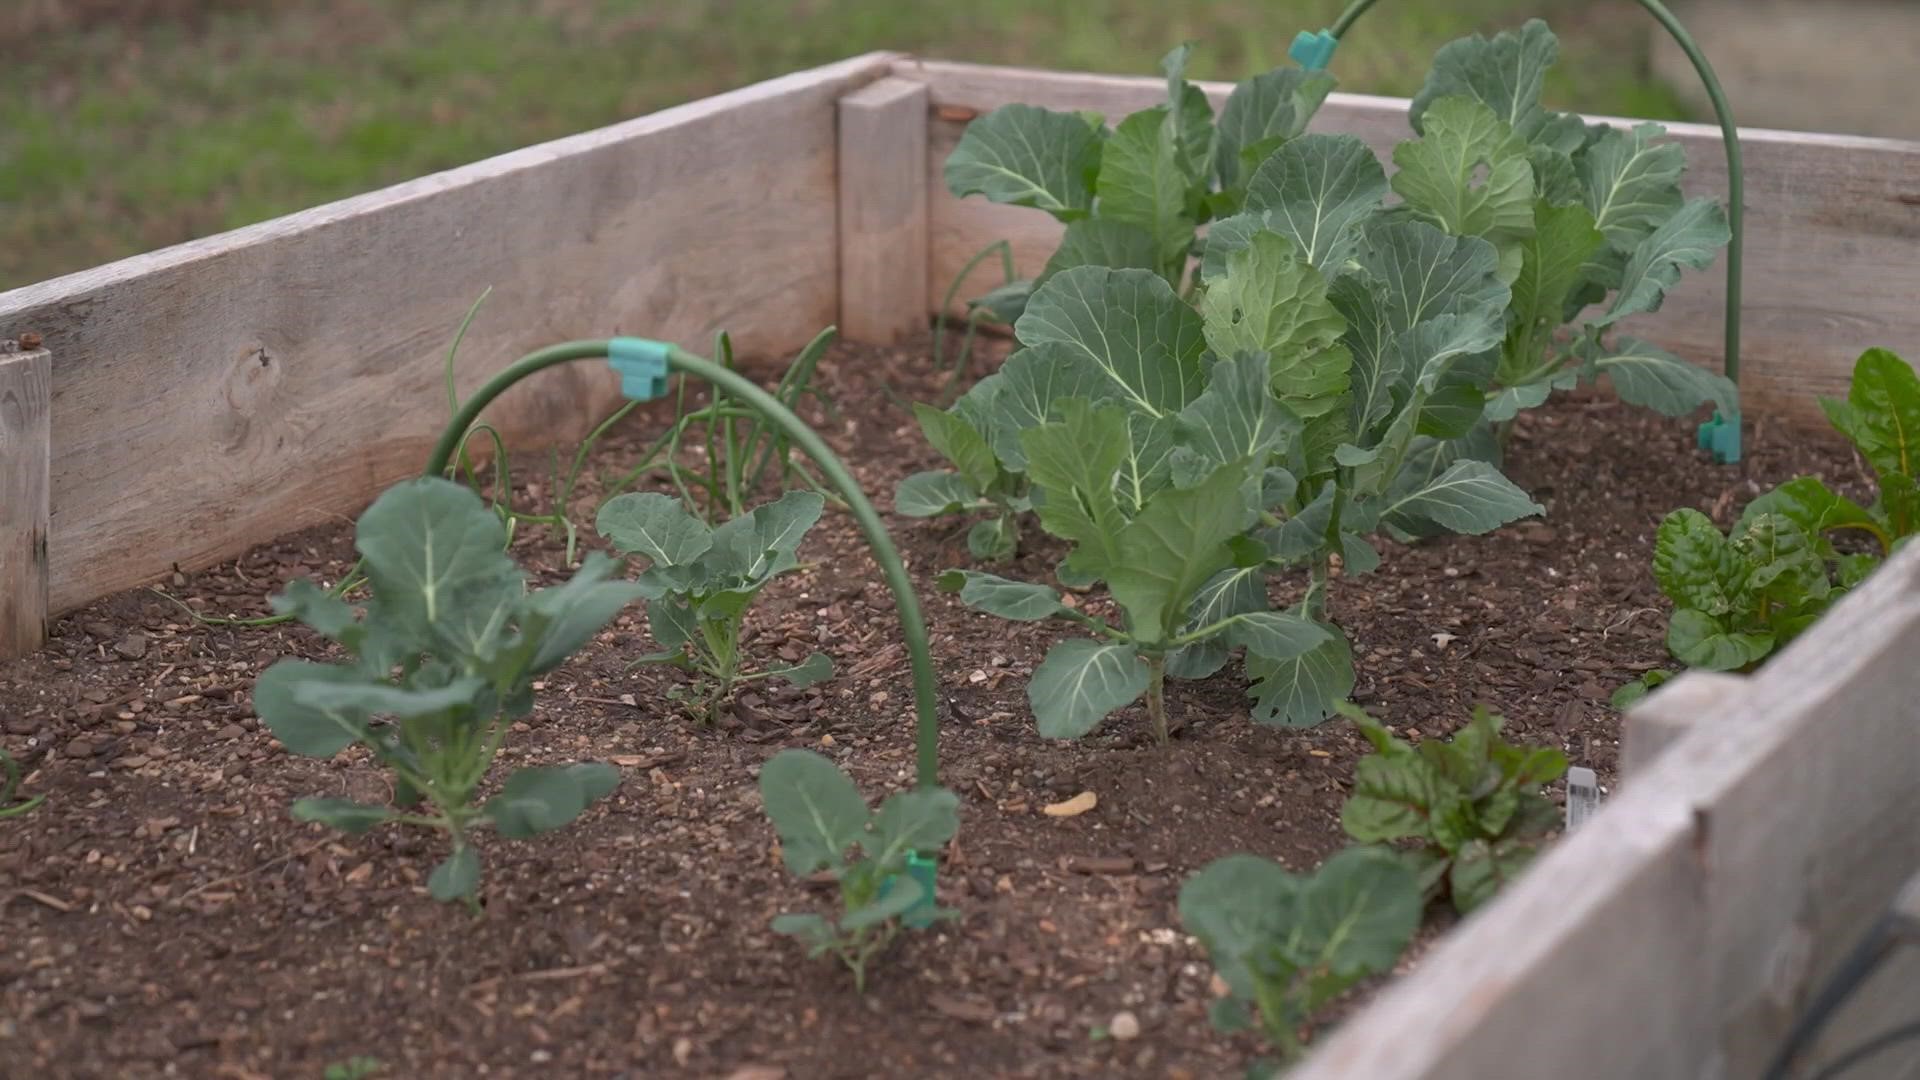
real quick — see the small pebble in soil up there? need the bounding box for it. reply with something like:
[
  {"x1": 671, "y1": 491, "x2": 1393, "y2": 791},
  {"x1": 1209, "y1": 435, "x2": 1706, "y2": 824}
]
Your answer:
[
  {"x1": 1109, "y1": 1011, "x2": 1141, "y2": 1041},
  {"x1": 114, "y1": 634, "x2": 148, "y2": 660}
]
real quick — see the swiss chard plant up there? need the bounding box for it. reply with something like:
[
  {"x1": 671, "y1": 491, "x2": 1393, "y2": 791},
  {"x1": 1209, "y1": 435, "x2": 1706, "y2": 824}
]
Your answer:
[
  {"x1": 1386, "y1": 19, "x2": 1737, "y2": 451},
  {"x1": 1615, "y1": 347, "x2": 1918, "y2": 706},
  {"x1": 1180, "y1": 845, "x2": 1423, "y2": 1072},
  {"x1": 1339, "y1": 703, "x2": 1567, "y2": 914},
  {"x1": 758, "y1": 749, "x2": 959, "y2": 991},
  {"x1": 595, "y1": 490, "x2": 833, "y2": 721},
  {"x1": 253, "y1": 477, "x2": 645, "y2": 904}
]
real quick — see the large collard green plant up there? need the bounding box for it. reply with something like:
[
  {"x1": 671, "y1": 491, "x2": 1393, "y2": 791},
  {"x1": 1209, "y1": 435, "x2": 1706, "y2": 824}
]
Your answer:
[
  {"x1": 1339, "y1": 703, "x2": 1567, "y2": 914},
  {"x1": 759, "y1": 749, "x2": 959, "y2": 991},
  {"x1": 1386, "y1": 20, "x2": 1737, "y2": 449},
  {"x1": 254, "y1": 478, "x2": 645, "y2": 904},
  {"x1": 1180, "y1": 846, "x2": 1423, "y2": 1072},
  {"x1": 595, "y1": 490, "x2": 833, "y2": 721},
  {"x1": 940, "y1": 230, "x2": 1540, "y2": 738},
  {"x1": 1616, "y1": 348, "x2": 1919, "y2": 706},
  {"x1": 903, "y1": 46, "x2": 1336, "y2": 552}
]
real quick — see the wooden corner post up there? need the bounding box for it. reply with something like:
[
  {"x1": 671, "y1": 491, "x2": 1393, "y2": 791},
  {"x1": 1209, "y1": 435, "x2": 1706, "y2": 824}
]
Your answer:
[
  {"x1": 0, "y1": 348, "x2": 51, "y2": 659},
  {"x1": 837, "y1": 76, "x2": 929, "y2": 345}
]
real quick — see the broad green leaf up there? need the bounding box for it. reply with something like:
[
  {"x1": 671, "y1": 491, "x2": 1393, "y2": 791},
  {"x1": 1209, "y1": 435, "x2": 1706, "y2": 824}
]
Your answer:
[
  {"x1": 596, "y1": 492, "x2": 713, "y2": 571},
  {"x1": 1098, "y1": 106, "x2": 1194, "y2": 271},
  {"x1": 1384, "y1": 459, "x2": 1542, "y2": 535},
  {"x1": 1248, "y1": 626, "x2": 1353, "y2": 727},
  {"x1": 357, "y1": 477, "x2": 521, "y2": 631},
  {"x1": 1411, "y1": 19, "x2": 1559, "y2": 140},
  {"x1": 1214, "y1": 67, "x2": 1337, "y2": 190},
  {"x1": 254, "y1": 660, "x2": 380, "y2": 757},
  {"x1": 1741, "y1": 476, "x2": 1880, "y2": 544},
  {"x1": 937, "y1": 569, "x2": 1065, "y2": 621},
  {"x1": 1107, "y1": 459, "x2": 1257, "y2": 642},
  {"x1": 269, "y1": 578, "x2": 362, "y2": 646},
  {"x1": 1351, "y1": 220, "x2": 1510, "y2": 345},
  {"x1": 1225, "y1": 610, "x2": 1332, "y2": 661},
  {"x1": 1039, "y1": 219, "x2": 1160, "y2": 287},
  {"x1": 1589, "y1": 337, "x2": 1738, "y2": 418},
  {"x1": 914, "y1": 403, "x2": 999, "y2": 491},
  {"x1": 894, "y1": 471, "x2": 981, "y2": 518},
  {"x1": 1579, "y1": 122, "x2": 1686, "y2": 248},
  {"x1": 1652, "y1": 509, "x2": 1745, "y2": 615},
  {"x1": 1021, "y1": 399, "x2": 1131, "y2": 574},
  {"x1": 770, "y1": 912, "x2": 836, "y2": 951},
  {"x1": 1667, "y1": 609, "x2": 1773, "y2": 671},
  {"x1": 1178, "y1": 853, "x2": 1299, "y2": 998},
  {"x1": 766, "y1": 652, "x2": 833, "y2": 689},
  {"x1": 523, "y1": 553, "x2": 648, "y2": 675},
  {"x1": 647, "y1": 594, "x2": 695, "y2": 652},
  {"x1": 1343, "y1": 753, "x2": 1445, "y2": 842},
  {"x1": 1451, "y1": 839, "x2": 1539, "y2": 913},
  {"x1": 869, "y1": 787, "x2": 962, "y2": 870},
  {"x1": 967, "y1": 516, "x2": 1019, "y2": 561},
  {"x1": 1200, "y1": 232, "x2": 1350, "y2": 417},
  {"x1": 1118, "y1": 411, "x2": 1180, "y2": 513},
  {"x1": 1168, "y1": 564, "x2": 1266, "y2": 679},
  {"x1": 746, "y1": 490, "x2": 826, "y2": 577},
  {"x1": 759, "y1": 749, "x2": 871, "y2": 875},
  {"x1": 968, "y1": 278, "x2": 1033, "y2": 324},
  {"x1": 1392, "y1": 312, "x2": 1509, "y2": 396},
  {"x1": 841, "y1": 877, "x2": 926, "y2": 932},
  {"x1": 294, "y1": 676, "x2": 487, "y2": 725},
  {"x1": 291, "y1": 797, "x2": 394, "y2": 835},
  {"x1": 1530, "y1": 146, "x2": 1581, "y2": 206},
  {"x1": 1595, "y1": 198, "x2": 1729, "y2": 326},
  {"x1": 1509, "y1": 201, "x2": 1604, "y2": 365},
  {"x1": 428, "y1": 845, "x2": 480, "y2": 901},
  {"x1": 1273, "y1": 482, "x2": 1336, "y2": 562},
  {"x1": 982, "y1": 342, "x2": 1118, "y2": 470},
  {"x1": 1825, "y1": 348, "x2": 1920, "y2": 481},
  {"x1": 1160, "y1": 43, "x2": 1215, "y2": 186},
  {"x1": 1483, "y1": 380, "x2": 1554, "y2": 424},
  {"x1": 1242, "y1": 134, "x2": 1389, "y2": 269},
  {"x1": 1174, "y1": 352, "x2": 1301, "y2": 470},
  {"x1": 1199, "y1": 211, "x2": 1274, "y2": 282},
  {"x1": 1295, "y1": 846, "x2": 1424, "y2": 974},
  {"x1": 485, "y1": 763, "x2": 621, "y2": 838},
  {"x1": 1016, "y1": 266, "x2": 1207, "y2": 417},
  {"x1": 1391, "y1": 97, "x2": 1536, "y2": 280},
  {"x1": 1027, "y1": 639, "x2": 1151, "y2": 739},
  {"x1": 944, "y1": 104, "x2": 1099, "y2": 219}
]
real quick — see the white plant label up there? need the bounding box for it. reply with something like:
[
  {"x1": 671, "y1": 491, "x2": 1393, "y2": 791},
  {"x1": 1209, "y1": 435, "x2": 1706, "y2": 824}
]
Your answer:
[{"x1": 1565, "y1": 766, "x2": 1601, "y2": 831}]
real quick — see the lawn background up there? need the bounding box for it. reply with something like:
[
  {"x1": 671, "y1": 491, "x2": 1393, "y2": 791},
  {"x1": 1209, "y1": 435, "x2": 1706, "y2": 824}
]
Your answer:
[{"x1": 0, "y1": 0, "x2": 1686, "y2": 289}]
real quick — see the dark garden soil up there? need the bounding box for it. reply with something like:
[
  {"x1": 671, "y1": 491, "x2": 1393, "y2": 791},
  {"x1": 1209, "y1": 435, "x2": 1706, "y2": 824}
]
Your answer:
[{"x1": 0, "y1": 333, "x2": 1863, "y2": 1079}]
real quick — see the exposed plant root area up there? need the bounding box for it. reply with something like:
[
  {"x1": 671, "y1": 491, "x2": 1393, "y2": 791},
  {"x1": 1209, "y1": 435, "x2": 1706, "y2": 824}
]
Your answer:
[{"x1": 0, "y1": 336, "x2": 1859, "y2": 1078}]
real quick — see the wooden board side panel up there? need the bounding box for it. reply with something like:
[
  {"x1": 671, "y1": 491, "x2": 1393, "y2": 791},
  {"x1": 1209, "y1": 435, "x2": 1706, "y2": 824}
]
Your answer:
[
  {"x1": 903, "y1": 59, "x2": 1920, "y2": 429},
  {"x1": 837, "y1": 76, "x2": 930, "y2": 344},
  {"x1": 0, "y1": 53, "x2": 897, "y2": 613},
  {"x1": 0, "y1": 349, "x2": 50, "y2": 658}
]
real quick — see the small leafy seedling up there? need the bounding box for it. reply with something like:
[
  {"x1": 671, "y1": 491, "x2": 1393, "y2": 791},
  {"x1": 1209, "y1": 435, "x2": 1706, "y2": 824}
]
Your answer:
[
  {"x1": 1180, "y1": 846, "x2": 1422, "y2": 1072},
  {"x1": 595, "y1": 490, "x2": 833, "y2": 721},
  {"x1": 1617, "y1": 346, "x2": 1918, "y2": 702},
  {"x1": 254, "y1": 477, "x2": 644, "y2": 905},
  {"x1": 1339, "y1": 703, "x2": 1567, "y2": 914},
  {"x1": 324, "y1": 1057, "x2": 384, "y2": 1080},
  {"x1": 758, "y1": 749, "x2": 959, "y2": 991},
  {"x1": 894, "y1": 397, "x2": 1031, "y2": 563}
]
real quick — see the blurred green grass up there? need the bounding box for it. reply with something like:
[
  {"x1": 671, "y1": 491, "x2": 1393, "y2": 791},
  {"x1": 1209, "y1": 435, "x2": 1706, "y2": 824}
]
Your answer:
[{"x1": 0, "y1": 0, "x2": 1687, "y2": 289}]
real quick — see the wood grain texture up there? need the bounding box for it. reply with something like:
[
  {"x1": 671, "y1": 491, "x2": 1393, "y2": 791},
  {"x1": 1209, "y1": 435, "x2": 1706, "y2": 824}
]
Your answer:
[
  {"x1": 1622, "y1": 670, "x2": 1751, "y2": 777},
  {"x1": 0, "y1": 52, "x2": 898, "y2": 615},
  {"x1": 838, "y1": 76, "x2": 930, "y2": 344},
  {"x1": 896, "y1": 58, "x2": 1920, "y2": 429},
  {"x1": 1291, "y1": 545, "x2": 1920, "y2": 1079},
  {"x1": 0, "y1": 349, "x2": 50, "y2": 658}
]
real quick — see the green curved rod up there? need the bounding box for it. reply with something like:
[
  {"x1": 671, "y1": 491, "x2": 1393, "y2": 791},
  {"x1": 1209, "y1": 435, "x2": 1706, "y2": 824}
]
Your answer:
[
  {"x1": 1323, "y1": 0, "x2": 1743, "y2": 386},
  {"x1": 425, "y1": 339, "x2": 942, "y2": 790}
]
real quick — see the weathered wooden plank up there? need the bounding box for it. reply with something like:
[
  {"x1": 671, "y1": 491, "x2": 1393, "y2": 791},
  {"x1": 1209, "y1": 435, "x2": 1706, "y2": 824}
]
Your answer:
[
  {"x1": 0, "y1": 348, "x2": 50, "y2": 658},
  {"x1": 1622, "y1": 670, "x2": 1751, "y2": 777},
  {"x1": 897, "y1": 58, "x2": 1920, "y2": 429},
  {"x1": 1291, "y1": 545, "x2": 1920, "y2": 1078},
  {"x1": 838, "y1": 76, "x2": 930, "y2": 344},
  {"x1": 0, "y1": 52, "x2": 898, "y2": 615}
]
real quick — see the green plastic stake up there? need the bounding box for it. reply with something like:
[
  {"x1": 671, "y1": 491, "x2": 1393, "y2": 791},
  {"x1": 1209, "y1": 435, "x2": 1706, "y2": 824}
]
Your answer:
[
  {"x1": 885, "y1": 850, "x2": 941, "y2": 928},
  {"x1": 1697, "y1": 410, "x2": 1741, "y2": 464},
  {"x1": 607, "y1": 336, "x2": 670, "y2": 402}
]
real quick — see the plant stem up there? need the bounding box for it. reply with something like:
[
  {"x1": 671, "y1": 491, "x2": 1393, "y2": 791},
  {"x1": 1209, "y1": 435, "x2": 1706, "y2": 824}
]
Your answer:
[{"x1": 1145, "y1": 653, "x2": 1169, "y2": 745}]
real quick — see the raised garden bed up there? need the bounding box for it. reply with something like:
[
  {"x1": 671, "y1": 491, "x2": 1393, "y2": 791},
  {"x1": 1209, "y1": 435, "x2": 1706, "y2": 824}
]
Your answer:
[{"x1": 4, "y1": 40, "x2": 1920, "y2": 1080}]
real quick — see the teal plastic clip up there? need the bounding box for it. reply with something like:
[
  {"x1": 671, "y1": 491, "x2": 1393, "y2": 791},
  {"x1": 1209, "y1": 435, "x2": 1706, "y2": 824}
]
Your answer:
[
  {"x1": 1289, "y1": 29, "x2": 1339, "y2": 71},
  {"x1": 608, "y1": 336, "x2": 670, "y2": 402},
  {"x1": 1697, "y1": 410, "x2": 1741, "y2": 464},
  {"x1": 881, "y1": 851, "x2": 941, "y2": 929}
]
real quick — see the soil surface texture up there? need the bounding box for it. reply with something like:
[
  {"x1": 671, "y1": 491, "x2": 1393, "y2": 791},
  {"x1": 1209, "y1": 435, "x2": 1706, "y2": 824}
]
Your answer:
[{"x1": 0, "y1": 335, "x2": 1860, "y2": 1079}]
